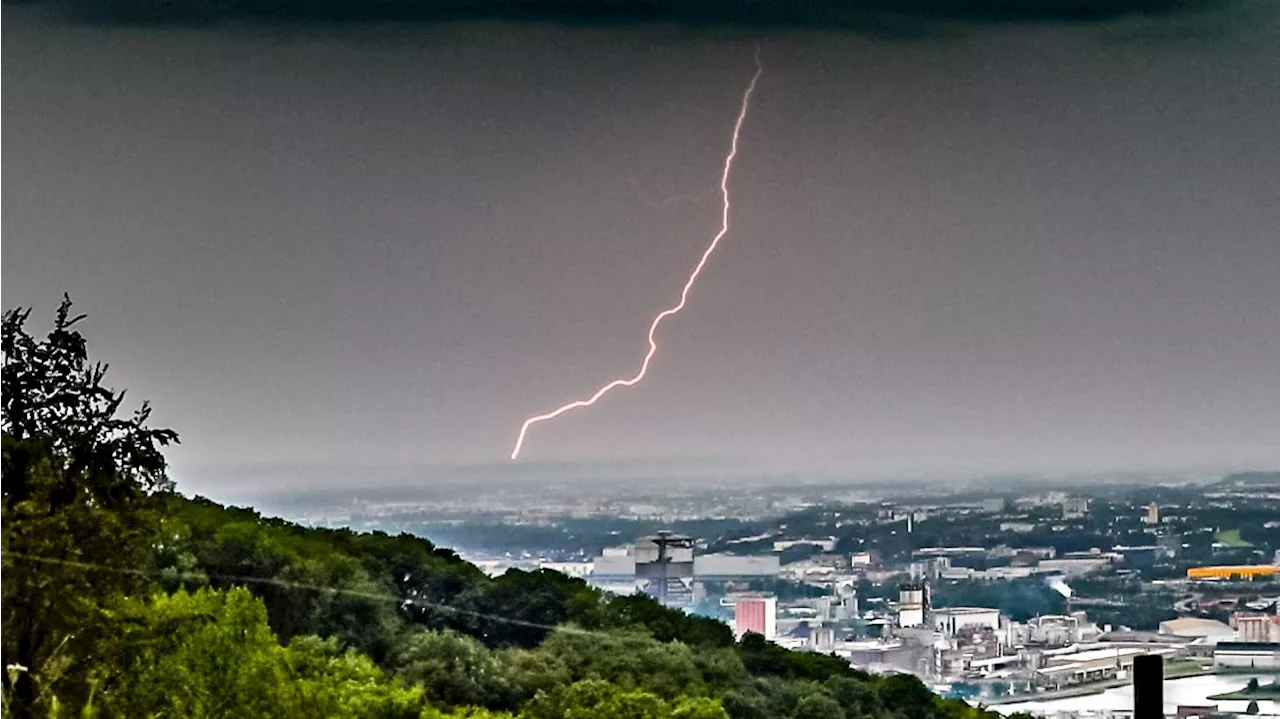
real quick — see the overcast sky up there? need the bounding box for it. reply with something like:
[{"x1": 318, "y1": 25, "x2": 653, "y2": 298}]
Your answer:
[{"x1": 4, "y1": 1, "x2": 1279, "y2": 495}]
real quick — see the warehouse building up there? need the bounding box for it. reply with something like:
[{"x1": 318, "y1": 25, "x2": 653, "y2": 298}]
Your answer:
[{"x1": 1214, "y1": 641, "x2": 1280, "y2": 669}]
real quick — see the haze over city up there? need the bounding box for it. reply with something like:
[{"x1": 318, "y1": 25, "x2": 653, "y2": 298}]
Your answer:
[{"x1": 5, "y1": 0, "x2": 1279, "y2": 498}]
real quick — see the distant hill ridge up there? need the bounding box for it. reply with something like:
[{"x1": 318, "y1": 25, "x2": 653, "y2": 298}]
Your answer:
[{"x1": 1216, "y1": 471, "x2": 1280, "y2": 487}]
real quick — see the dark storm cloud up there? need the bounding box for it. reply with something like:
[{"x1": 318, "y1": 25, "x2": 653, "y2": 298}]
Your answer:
[{"x1": 18, "y1": 0, "x2": 1236, "y2": 27}]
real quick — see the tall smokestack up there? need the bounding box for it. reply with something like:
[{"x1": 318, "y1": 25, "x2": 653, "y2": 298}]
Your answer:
[{"x1": 1133, "y1": 654, "x2": 1163, "y2": 719}]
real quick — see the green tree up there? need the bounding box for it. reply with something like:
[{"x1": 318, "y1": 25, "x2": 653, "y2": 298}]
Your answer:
[
  {"x1": 691, "y1": 647, "x2": 748, "y2": 691},
  {"x1": 520, "y1": 679, "x2": 669, "y2": 719},
  {"x1": 531, "y1": 629, "x2": 707, "y2": 700},
  {"x1": 422, "y1": 708, "x2": 517, "y2": 719},
  {"x1": 720, "y1": 687, "x2": 770, "y2": 719},
  {"x1": 600, "y1": 593, "x2": 735, "y2": 647},
  {"x1": 738, "y1": 633, "x2": 853, "y2": 682},
  {"x1": 82, "y1": 587, "x2": 427, "y2": 719},
  {"x1": 825, "y1": 675, "x2": 885, "y2": 718},
  {"x1": 273, "y1": 553, "x2": 403, "y2": 661},
  {"x1": 281, "y1": 635, "x2": 425, "y2": 719},
  {"x1": 757, "y1": 677, "x2": 820, "y2": 718},
  {"x1": 393, "y1": 629, "x2": 521, "y2": 710},
  {"x1": 1248, "y1": 678, "x2": 1260, "y2": 692},
  {"x1": 2, "y1": 297, "x2": 178, "y2": 718},
  {"x1": 457, "y1": 569, "x2": 601, "y2": 648},
  {"x1": 792, "y1": 693, "x2": 845, "y2": 719},
  {"x1": 351, "y1": 529, "x2": 486, "y2": 637},
  {"x1": 876, "y1": 674, "x2": 939, "y2": 719},
  {"x1": 499, "y1": 646, "x2": 573, "y2": 703},
  {"x1": 669, "y1": 696, "x2": 731, "y2": 719},
  {"x1": 149, "y1": 496, "x2": 422, "y2": 665},
  {"x1": 85, "y1": 587, "x2": 289, "y2": 718}
]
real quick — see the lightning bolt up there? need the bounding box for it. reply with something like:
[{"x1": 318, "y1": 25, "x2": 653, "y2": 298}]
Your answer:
[{"x1": 510, "y1": 47, "x2": 763, "y2": 460}]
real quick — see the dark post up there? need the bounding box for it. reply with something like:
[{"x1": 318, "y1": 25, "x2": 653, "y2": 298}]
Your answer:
[
  {"x1": 1133, "y1": 654, "x2": 1163, "y2": 719},
  {"x1": 653, "y1": 531, "x2": 673, "y2": 606}
]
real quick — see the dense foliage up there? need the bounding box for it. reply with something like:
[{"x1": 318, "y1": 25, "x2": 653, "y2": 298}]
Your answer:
[{"x1": 2, "y1": 298, "x2": 1004, "y2": 719}]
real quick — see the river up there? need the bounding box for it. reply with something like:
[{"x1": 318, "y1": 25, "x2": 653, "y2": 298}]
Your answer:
[{"x1": 993, "y1": 674, "x2": 1280, "y2": 716}]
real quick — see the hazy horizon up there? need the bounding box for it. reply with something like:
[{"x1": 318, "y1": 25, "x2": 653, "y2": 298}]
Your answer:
[
  {"x1": 175, "y1": 457, "x2": 1261, "y2": 504},
  {"x1": 5, "y1": 1, "x2": 1279, "y2": 496}
]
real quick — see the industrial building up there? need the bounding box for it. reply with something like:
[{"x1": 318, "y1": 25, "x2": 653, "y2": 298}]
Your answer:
[
  {"x1": 537, "y1": 560, "x2": 592, "y2": 578},
  {"x1": 634, "y1": 532, "x2": 695, "y2": 608},
  {"x1": 772, "y1": 537, "x2": 836, "y2": 552},
  {"x1": 1036, "y1": 556, "x2": 1114, "y2": 576},
  {"x1": 932, "y1": 607, "x2": 1002, "y2": 638},
  {"x1": 692, "y1": 553, "x2": 780, "y2": 580},
  {"x1": 896, "y1": 582, "x2": 929, "y2": 628},
  {"x1": 1233, "y1": 613, "x2": 1280, "y2": 642},
  {"x1": 588, "y1": 545, "x2": 779, "y2": 594},
  {"x1": 733, "y1": 595, "x2": 778, "y2": 640},
  {"x1": 588, "y1": 549, "x2": 638, "y2": 595},
  {"x1": 588, "y1": 532, "x2": 792, "y2": 607},
  {"x1": 1035, "y1": 646, "x2": 1177, "y2": 689},
  {"x1": 1213, "y1": 641, "x2": 1280, "y2": 669},
  {"x1": 1143, "y1": 502, "x2": 1160, "y2": 525},
  {"x1": 838, "y1": 639, "x2": 924, "y2": 674},
  {"x1": 1112, "y1": 545, "x2": 1170, "y2": 568},
  {"x1": 912, "y1": 547, "x2": 986, "y2": 560},
  {"x1": 1158, "y1": 617, "x2": 1235, "y2": 644},
  {"x1": 1025, "y1": 614, "x2": 1092, "y2": 646},
  {"x1": 1060, "y1": 498, "x2": 1089, "y2": 519},
  {"x1": 1186, "y1": 564, "x2": 1279, "y2": 581}
]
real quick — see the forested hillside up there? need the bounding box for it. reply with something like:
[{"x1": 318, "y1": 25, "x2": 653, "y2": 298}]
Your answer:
[{"x1": 2, "y1": 298, "x2": 1011, "y2": 719}]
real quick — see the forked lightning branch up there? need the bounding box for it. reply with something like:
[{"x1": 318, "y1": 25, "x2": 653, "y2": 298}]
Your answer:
[{"x1": 510, "y1": 48, "x2": 764, "y2": 460}]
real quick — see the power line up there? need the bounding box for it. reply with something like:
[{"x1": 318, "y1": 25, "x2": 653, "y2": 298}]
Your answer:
[{"x1": 1, "y1": 550, "x2": 610, "y2": 637}]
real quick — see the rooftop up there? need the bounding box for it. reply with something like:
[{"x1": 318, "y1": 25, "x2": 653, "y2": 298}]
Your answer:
[
  {"x1": 1052, "y1": 646, "x2": 1149, "y2": 664},
  {"x1": 1159, "y1": 618, "x2": 1232, "y2": 634},
  {"x1": 1097, "y1": 630, "x2": 1187, "y2": 644},
  {"x1": 934, "y1": 607, "x2": 1000, "y2": 615},
  {"x1": 1215, "y1": 641, "x2": 1280, "y2": 651}
]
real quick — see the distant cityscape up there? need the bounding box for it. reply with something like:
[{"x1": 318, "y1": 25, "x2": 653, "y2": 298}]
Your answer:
[{"x1": 277, "y1": 470, "x2": 1280, "y2": 710}]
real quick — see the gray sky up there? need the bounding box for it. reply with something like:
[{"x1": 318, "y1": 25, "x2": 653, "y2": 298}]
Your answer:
[{"x1": 4, "y1": 2, "x2": 1279, "y2": 495}]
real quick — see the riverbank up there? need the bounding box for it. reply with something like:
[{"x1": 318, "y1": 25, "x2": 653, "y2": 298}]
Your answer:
[
  {"x1": 984, "y1": 663, "x2": 1216, "y2": 706},
  {"x1": 989, "y1": 673, "x2": 1280, "y2": 717},
  {"x1": 1208, "y1": 679, "x2": 1280, "y2": 700},
  {"x1": 985, "y1": 680, "x2": 1130, "y2": 706}
]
